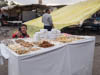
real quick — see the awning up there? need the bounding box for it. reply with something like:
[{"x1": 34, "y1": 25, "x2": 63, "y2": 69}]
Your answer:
[
  {"x1": 7, "y1": 0, "x2": 39, "y2": 5},
  {"x1": 1, "y1": 4, "x2": 48, "y2": 11},
  {"x1": 24, "y1": 0, "x2": 100, "y2": 37},
  {"x1": 42, "y1": 0, "x2": 87, "y2": 5},
  {"x1": 1, "y1": 5, "x2": 17, "y2": 10},
  {"x1": 7, "y1": 0, "x2": 87, "y2": 6}
]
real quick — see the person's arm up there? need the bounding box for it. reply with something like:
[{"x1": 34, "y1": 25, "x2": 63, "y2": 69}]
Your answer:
[
  {"x1": 48, "y1": 16, "x2": 54, "y2": 28},
  {"x1": 26, "y1": 32, "x2": 30, "y2": 38},
  {"x1": 27, "y1": 34, "x2": 30, "y2": 37},
  {"x1": 12, "y1": 33, "x2": 17, "y2": 38},
  {"x1": 42, "y1": 15, "x2": 44, "y2": 23},
  {"x1": 42, "y1": 16, "x2": 43, "y2": 23},
  {"x1": 12, "y1": 31, "x2": 21, "y2": 38}
]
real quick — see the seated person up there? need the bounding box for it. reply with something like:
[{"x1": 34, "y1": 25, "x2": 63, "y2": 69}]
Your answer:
[{"x1": 12, "y1": 24, "x2": 29, "y2": 38}]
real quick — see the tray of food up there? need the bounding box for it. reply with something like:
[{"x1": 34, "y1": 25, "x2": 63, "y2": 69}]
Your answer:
[
  {"x1": 55, "y1": 34, "x2": 84, "y2": 43},
  {"x1": 6, "y1": 39, "x2": 58, "y2": 55},
  {"x1": 1, "y1": 34, "x2": 85, "y2": 56}
]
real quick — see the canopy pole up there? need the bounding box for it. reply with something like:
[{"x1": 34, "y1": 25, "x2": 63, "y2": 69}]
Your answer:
[{"x1": 39, "y1": 0, "x2": 42, "y2": 5}]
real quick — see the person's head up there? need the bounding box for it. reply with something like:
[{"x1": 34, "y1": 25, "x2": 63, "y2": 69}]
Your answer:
[
  {"x1": 45, "y1": 9, "x2": 51, "y2": 14},
  {"x1": 19, "y1": 24, "x2": 27, "y2": 34}
]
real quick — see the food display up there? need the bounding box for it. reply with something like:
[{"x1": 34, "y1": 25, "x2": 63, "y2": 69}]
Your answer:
[
  {"x1": 5, "y1": 29, "x2": 85, "y2": 55},
  {"x1": 8, "y1": 44, "x2": 22, "y2": 51},
  {"x1": 20, "y1": 42, "x2": 33, "y2": 47},
  {"x1": 15, "y1": 39, "x2": 34, "y2": 47},
  {"x1": 7, "y1": 34, "x2": 84, "y2": 55},
  {"x1": 1, "y1": 39, "x2": 14, "y2": 46},
  {"x1": 15, "y1": 50, "x2": 30, "y2": 55},
  {"x1": 29, "y1": 48, "x2": 40, "y2": 51},
  {"x1": 15, "y1": 39, "x2": 25, "y2": 43},
  {"x1": 56, "y1": 35, "x2": 84, "y2": 43},
  {"x1": 39, "y1": 41, "x2": 54, "y2": 48},
  {"x1": 8, "y1": 44, "x2": 40, "y2": 55},
  {"x1": 56, "y1": 35, "x2": 72, "y2": 43},
  {"x1": 7, "y1": 39, "x2": 39, "y2": 55}
]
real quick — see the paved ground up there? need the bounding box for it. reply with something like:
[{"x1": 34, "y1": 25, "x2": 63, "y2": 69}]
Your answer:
[
  {"x1": 0, "y1": 26, "x2": 14, "y2": 75},
  {"x1": 0, "y1": 26, "x2": 100, "y2": 75},
  {"x1": 93, "y1": 35, "x2": 100, "y2": 75}
]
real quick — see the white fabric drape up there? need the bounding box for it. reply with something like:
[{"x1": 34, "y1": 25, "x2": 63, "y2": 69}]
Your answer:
[
  {"x1": 7, "y1": 0, "x2": 87, "y2": 5},
  {"x1": 7, "y1": 0, "x2": 38, "y2": 5},
  {"x1": 0, "y1": 44, "x2": 4, "y2": 65},
  {"x1": 42, "y1": 0, "x2": 87, "y2": 5},
  {"x1": 0, "y1": 36, "x2": 95, "y2": 75}
]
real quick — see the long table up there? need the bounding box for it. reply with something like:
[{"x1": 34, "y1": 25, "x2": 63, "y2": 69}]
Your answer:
[{"x1": 0, "y1": 36, "x2": 95, "y2": 75}]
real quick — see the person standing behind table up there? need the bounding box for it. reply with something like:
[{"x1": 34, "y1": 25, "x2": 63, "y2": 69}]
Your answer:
[
  {"x1": 12, "y1": 24, "x2": 30, "y2": 38},
  {"x1": 42, "y1": 9, "x2": 54, "y2": 31}
]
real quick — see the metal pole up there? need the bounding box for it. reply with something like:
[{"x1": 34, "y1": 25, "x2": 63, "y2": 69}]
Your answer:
[{"x1": 39, "y1": 0, "x2": 42, "y2": 5}]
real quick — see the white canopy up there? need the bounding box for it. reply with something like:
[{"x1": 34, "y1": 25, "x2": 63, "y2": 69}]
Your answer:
[
  {"x1": 42, "y1": 0, "x2": 87, "y2": 5},
  {"x1": 1, "y1": 5, "x2": 16, "y2": 10},
  {"x1": 7, "y1": 0, "x2": 87, "y2": 6},
  {"x1": 7, "y1": 0, "x2": 39, "y2": 5}
]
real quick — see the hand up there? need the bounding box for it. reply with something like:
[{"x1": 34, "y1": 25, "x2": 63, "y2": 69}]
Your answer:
[{"x1": 17, "y1": 31, "x2": 21, "y2": 37}]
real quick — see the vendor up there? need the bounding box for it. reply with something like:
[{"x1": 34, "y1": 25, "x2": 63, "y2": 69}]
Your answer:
[
  {"x1": 12, "y1": 24, "x2": 29, "y2": 38},
  {"x1": 42, "y1": 9, "x2": 54, "y2": 31}
]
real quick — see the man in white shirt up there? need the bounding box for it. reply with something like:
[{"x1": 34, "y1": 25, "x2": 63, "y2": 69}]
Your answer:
[{"x1": 42, "y1": 9, "x2": 54, "y2": 31}]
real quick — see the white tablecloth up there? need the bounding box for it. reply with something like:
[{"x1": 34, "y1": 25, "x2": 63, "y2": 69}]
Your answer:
[
  {"x1": 0, "y1": 44, "x2": 9, "y2": 59},
  {"x1": 0, "y1": 47, "x2": 4, "y2": 65},
  {"x1": 68, "y1": 39, "x2": 95, "y2": 75},
  {"x1": 8, "y1": 45, "x2": 71, "y2": 75},
  {"x1": 0, "y1": 36, "x2": 95, "y2": 75}
]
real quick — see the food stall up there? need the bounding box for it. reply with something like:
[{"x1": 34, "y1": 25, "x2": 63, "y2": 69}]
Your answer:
[{"x1": 0, "y1": 29, "x2": 95, "y2": 75}]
